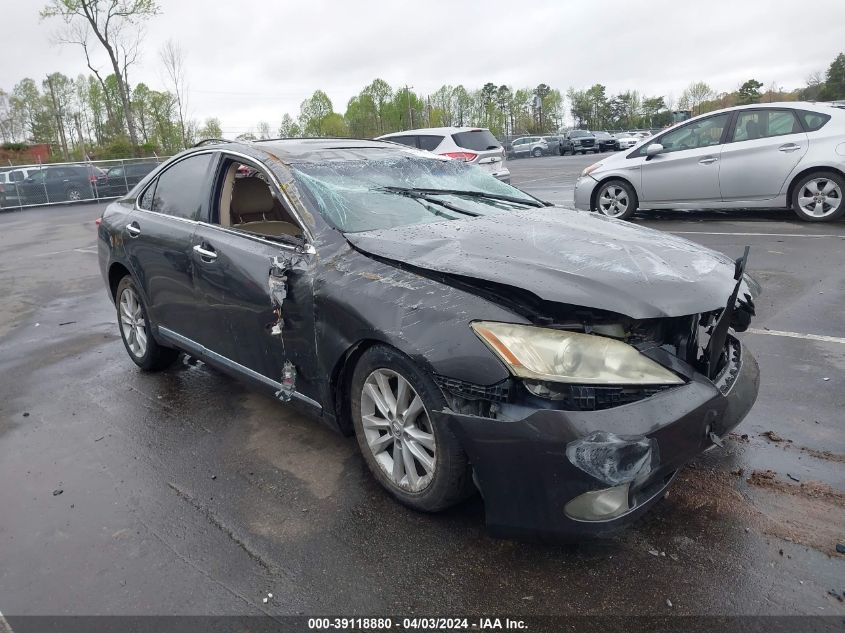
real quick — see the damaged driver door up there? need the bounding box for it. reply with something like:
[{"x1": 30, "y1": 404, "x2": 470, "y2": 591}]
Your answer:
[{"x1": 190, "y1": 157, "x2": 320, "y2": 407}]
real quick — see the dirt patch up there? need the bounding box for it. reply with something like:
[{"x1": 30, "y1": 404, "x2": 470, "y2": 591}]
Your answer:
[
  {"x1": 669, "y1": 466, "x2": 845, "y2": 556},
  {"x1": 798, "y1": 447, "x2": 845, "y2": 464},
  {"x1": 747, "y1": 470, "x2": 845, "y2": 504}
]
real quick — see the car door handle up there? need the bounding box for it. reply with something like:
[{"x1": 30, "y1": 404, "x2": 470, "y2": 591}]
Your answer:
[
  {"x1": 193, "y1": 244, "x2": 218, "y2": 261},
  {"x1": 125, "y1": 222, "x2": 141, "y2": 237},
  {"x1": 698, "y1": 157, "x2": 718, "y2": 165},
  {"x1": 778, "y1": 143, "x2": 801, "y2": 152}
]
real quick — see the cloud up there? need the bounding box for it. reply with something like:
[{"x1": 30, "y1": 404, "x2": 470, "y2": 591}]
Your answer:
[{"x1": 2, "y1": 0, "x2": 842, "y2": 135}]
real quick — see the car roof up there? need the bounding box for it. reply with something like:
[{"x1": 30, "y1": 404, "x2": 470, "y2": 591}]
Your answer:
[
  {"x1": 193, "y1": 137, "x2": 436, "y2": 164},
  {"x1": 378, "y1": 126, "x2": 489, "y2": 137},
  {"x1": 680, "y1": 101, "x2": 844, "y2": 125}
]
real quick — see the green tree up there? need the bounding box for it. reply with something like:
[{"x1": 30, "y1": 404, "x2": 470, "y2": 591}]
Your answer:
[
  {"x1": 679, "y1": 81, "x2": 714, "y2": 115},
  {"x1": 430, "y1": 85, "x2": 454, "y2": 128},
  {"x1": 736, "y1": 79, "x2": 763, "y2": 105},
  {"x1": 362, "y1": 78, "x2": 392, "y2": 134},
  {"x1": 299, "y1": 90, "x2": 333, "y2": 136},
  {"x1": 43, "y1": 72, "x2": 74, "y2": 158},
  {"x1": 197, "y1": 117, "x2": 222, "y2": 139},
  {"x1": 821, "y1": 52, "x2": 845, "y2": 100},
  {"x1": 453, "y1": 85, "x2": 472, "y2": 127},
  {"x1": 277, "y1": 113, "x2": 301, "y2": 138},
  {"x1": 321, "y1": 113, "x2": 348, "y2": 137},
  {"x1": 532, "y1": 83, "x2": 551, "y2": 131},
  {"x1": 641, "y1": 96, "x2": 665, "y2": 126}
]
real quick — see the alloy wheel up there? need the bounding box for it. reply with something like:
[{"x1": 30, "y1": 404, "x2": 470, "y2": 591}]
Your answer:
[
  {"x1": 360, "y1": 368, "x2": 436, "y2": 492},
  {"x1": 798, "y1": 178, "x2": 842, "y2": 218},
  {"x1": 67, "y1": 188, "x2": 82, "y2": 201},
  {"x1": 119, "y1": 286, "x2": 148, "y2": 358},
  {"x1": 598, "y1": 184, "x2": 630, "y2": 217}
]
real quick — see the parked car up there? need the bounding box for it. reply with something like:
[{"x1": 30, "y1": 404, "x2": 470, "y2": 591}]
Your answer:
[
  {"x1": 574, "y1": 102, "x2": 845, "y2": 222},
  {"x1": 508, "y1": 136, "x2": 549, "y2": 158},
  {"x1": 17, "y1": 164, "x2": 106, "y2": 205},
  {"x1": 98, "y1": 137, "x2": 760, "y2": 539},
  {"x1": 0, "y1": 167, "x2": 43, "y2": 208},
  {"x1": 592, "y1": 131, "x2": 619, "y2": 152},
  {"x1": 541, "y1": 136, "x2": 563, "y2": 155},
  {"x1": 560, "y1": 129, "x2": 598, "y2": 154},
  {"x1": 100, "y1": 162, "x2": 159, "y2": 197},
  {"x1": 376, "y1": 127, "x2": 509, "y2": 183},
  {"x1": 614, "y1": 132, "x2": 639, "y2": 150}
]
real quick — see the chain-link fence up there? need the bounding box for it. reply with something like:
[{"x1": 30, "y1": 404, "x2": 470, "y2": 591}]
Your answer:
[{"x1": 0, "y1": 157, "x2": 170, "y2": 211}]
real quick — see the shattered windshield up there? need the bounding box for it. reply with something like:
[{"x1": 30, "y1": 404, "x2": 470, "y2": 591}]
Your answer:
[{"x1": 291, "y1": 157, "x2": 539, "y2": 233}]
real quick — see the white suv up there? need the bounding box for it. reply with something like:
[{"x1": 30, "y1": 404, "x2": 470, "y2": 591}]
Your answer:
[
  {"x1": 376, "y1": 127, "x2": 510, "y2": 183},
  {"x1": 0, "y1": 166, "x2": 43, "y2": 208},
  {"x1": 510, "y1": 136, "x2": 549, "y2": 158}
]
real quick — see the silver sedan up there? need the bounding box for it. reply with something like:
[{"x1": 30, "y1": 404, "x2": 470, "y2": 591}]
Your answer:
[{"x1": 574, "y1": 102, "x2": 845, "y2": 222}]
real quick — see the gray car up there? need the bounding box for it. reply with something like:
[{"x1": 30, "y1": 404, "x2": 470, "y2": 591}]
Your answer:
[{"x1": 574, "y1": 102, "x2": 845, "y2": 222}]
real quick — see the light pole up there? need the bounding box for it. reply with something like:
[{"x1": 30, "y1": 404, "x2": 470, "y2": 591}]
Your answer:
[{"x1": 405, "y1": 85, "x2": 414, "y2": 129}]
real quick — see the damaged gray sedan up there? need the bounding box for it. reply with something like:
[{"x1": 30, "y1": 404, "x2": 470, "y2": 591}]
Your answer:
[{"x1": 98, "y1": 138, "x2": 760, "y2": 539}]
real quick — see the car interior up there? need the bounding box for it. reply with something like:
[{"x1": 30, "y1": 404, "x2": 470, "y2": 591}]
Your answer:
[{"x1": 216, "y1": 160, "x2": 303, "y2": 240}]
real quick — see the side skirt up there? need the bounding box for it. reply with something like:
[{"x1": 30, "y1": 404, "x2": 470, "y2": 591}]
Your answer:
[{"x1": 156, "y1": 325, "x2": 322, "y2": 411}]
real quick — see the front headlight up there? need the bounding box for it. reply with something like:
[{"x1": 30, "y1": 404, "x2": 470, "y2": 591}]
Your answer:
[
  {"x1": 471, "y1": 322, "x2": 683, "y2": 385},
  {"x1": 581, "y1": 162, "x2": 603, "y2": 177}
]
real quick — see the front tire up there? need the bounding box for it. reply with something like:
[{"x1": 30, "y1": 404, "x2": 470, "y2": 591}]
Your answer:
[
  {"x1": 595, "y1": 179, "x2": 638, "y2": 220},
  {"x1": 791, "y1": 171, "x2": 845, "y2": 222},
  {"x1": 115, "y1": 276, "x2": 179, "y2": 371},
  {"x1": 350, "y1": 345, "x2": 473, "y2": 512}
]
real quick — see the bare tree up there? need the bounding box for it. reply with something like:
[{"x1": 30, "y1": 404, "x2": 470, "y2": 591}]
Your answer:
[
  {"x1": 160, "y1": 38, "x2": 188, "y2": 148},
  {"x1": 41, "y1": 0, "x2": 160, "y2": 152},
  {"x1": 256, "y1": 121, "x2": 271, "y2": 139}
]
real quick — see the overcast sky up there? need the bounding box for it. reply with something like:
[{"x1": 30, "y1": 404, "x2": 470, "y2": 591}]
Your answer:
[{"x1": 2, "y1": 0, "x2": 843, "y2": 136}]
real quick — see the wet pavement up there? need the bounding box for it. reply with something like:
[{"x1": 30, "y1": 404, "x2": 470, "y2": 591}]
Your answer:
[{"x1": 0, "y1": 155, "x2": 843, "y2": 625}]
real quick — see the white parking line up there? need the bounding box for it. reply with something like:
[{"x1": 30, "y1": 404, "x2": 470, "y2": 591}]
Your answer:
[
  {"x1": 0, "y1": 609, "x2": 14, "y2": 633},
  {"x1": 747, "y1": 328, "x2": 845, "y2": 345},
  {"x1": 672, "y1": 231, "x2": 845, "y2": 238}
]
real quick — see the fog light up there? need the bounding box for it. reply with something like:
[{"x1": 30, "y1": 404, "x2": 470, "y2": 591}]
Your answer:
[{"x1": 564, "y1": 483, "x2": 630, "y2": 521}]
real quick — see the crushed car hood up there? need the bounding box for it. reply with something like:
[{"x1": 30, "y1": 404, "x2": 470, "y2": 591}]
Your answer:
[{"x1": 345, "y1": 208, "x2": 743, "y2": 319}]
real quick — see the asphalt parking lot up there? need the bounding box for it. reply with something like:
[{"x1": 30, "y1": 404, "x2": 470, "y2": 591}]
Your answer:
[{"x1": 0, "y1": 152, "x2": 843, "y2": 625}]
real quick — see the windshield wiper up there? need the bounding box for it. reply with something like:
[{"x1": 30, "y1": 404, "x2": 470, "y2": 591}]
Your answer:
[
  {"x1": 374, "y1": 187, "x2": 480, "y2": 217},
  {"x1": 378, "y1": 186, "x2": 547, "y2": 208}
]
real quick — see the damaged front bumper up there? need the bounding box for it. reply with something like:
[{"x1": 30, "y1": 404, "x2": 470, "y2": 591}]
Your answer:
[{"x1": 435, "y1": 338, "x2": 759, "y2": 540}]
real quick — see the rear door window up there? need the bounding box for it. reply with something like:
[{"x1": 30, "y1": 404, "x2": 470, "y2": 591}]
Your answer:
[
  {"x1": 151, "y1": 153, "x2": 214, "y2": 220},
  {"x1": 732, "y1": 110, "x2": 802, "y2": 142},
  {"x1": 451, "y1": 129, "x2": 500, "y2": 151},
  {"x1": 417, "y1": 135, "x2": 444, "y2": 151}
]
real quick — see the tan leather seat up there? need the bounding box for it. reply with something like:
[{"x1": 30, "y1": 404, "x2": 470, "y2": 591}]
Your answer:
[
  {"x1": 230, "y1": 176, "x2": 301, "y2": 237},
  {"x1": 231, "y1": 176, "x2": 274, "y2": 223}
]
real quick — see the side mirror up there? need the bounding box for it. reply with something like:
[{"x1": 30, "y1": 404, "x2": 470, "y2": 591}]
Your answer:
[{"x1": 645, "y1": 143, "x2": 664, "y2": 157}]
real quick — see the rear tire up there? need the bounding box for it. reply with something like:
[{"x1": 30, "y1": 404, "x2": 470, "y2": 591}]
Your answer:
[
  {"x1": 791, "y1": 171, "x2": 845, "y2": 222},
  {"x1": 115, "y1": 276, "x2": 180, "y2": 371},
  {"x1": 532, "y1": 147, "x2": 542, "y2": 158},
  {"x1": 350, "y1": 344, "x2": 474, "y2": 512},
  {"x1": 594, "y1": 179, "x2": 638, "y2": 220},
  {"x1": 65, "y1": 186, "x2": 82, "y2": 202}
]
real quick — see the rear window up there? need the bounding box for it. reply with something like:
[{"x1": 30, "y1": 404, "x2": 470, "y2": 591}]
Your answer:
[
  {"x1": 385, "y1": 135, "x2": 417, "y2": 148},
  {"x1": 417, "y1": 135, "x2": 444, "y2": 151},
  {"x1": 451, "y1": 130, "x2": 500, "y2": 151},
  {"x1": 797, "y1": 110, "x2": 832, "y2": 132}
]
